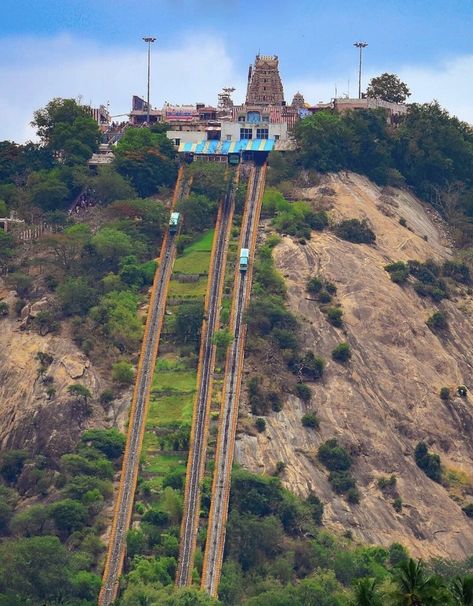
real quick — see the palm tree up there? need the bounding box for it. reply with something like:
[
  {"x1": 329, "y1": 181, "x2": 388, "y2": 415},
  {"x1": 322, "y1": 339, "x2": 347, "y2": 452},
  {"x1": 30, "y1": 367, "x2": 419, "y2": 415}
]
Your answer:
[
  {"x1": 390, "y1": 558, "x2": 451, "y2": 606},
  {"x1": 354, "y1": 578, "x2": 383, "y2": 606},
  {"x1": 451, "y1": 576, "x2": 473, "y2": 605}
]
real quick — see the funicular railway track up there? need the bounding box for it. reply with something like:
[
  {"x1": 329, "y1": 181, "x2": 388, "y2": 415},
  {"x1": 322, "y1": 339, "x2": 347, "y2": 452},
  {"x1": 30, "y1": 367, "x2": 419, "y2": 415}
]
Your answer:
[
  {"x1": 176, "y1": 169, "x2": 239, "y2": 587},
  {"x1": 99, "y1": 167, "x2": 186, "y2": 606},
  {"x1": 202, "y1": 163, "x2": 266, "y2": 597}
]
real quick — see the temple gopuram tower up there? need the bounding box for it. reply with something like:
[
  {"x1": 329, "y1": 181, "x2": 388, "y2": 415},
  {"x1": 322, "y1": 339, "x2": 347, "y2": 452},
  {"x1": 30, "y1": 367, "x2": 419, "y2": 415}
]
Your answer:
[{"x1": 246, "y1": 55, "x2": 285, "y2": 106}]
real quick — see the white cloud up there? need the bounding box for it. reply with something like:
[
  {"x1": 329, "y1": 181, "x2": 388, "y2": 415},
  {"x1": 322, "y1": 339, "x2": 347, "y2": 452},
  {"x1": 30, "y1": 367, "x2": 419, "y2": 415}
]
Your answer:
[
  {"x1": 1, "y1": 34, "x2": 473, "y2": 143},
  {"x1": 0, "y1": 34, "x2": 246, "y2": 143}
]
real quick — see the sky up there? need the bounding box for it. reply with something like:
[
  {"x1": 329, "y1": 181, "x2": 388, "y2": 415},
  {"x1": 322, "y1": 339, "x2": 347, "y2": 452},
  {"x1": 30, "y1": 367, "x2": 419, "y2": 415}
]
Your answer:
[{"x1": 1, "y1": 0, "x2": 473, "y2": 142}]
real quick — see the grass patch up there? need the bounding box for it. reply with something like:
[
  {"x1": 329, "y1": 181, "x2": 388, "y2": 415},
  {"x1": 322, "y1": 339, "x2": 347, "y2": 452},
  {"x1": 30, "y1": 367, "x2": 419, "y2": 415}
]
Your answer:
[
  {"x1": 168, "y1": 278, "x2": 208, "y2": 298},
  {"x1": 153, "y1": 369, "x2": 197, "y2": 393},
  {"x1": 143, "y1": 453, "x2": 187, "y2": 489},
  {"x1": 174, "y1": 229, "x2": 215, "y2": 274},
  {"x1": 147, "y1": 392, "x2": 194, "y2": 427}
]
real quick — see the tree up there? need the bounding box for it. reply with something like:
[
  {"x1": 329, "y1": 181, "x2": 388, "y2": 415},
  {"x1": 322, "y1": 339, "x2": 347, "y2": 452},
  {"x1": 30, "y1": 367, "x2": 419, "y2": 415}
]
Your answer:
[
  {"x1": 109, "y1": 197, "x2": 167, "y2": 243},
  {"x1": 49, "y1": 498, "x2": 88, "y2": 535},
  {"x1": 114, "y1": 128, "x2": 177, "y2": 197},
  {"x1": 90, "y1": 289, "x2": 142, "y2": 351},
  {"x1": 6, "y1": 272, "x2": 32, "y2": 298},
  {"x1": 0, "y1": 230, "x2": 14, "y2": 270},
  {"x1": 0, "y1": 450, "x2": 28, "y2": 484},
  {"x1": 27, "y1": 169, "x2": 70, "y2": 210},
  {"x1": 88, "y1": 165, "x2": 136, "y2": 204},
  {"x1": 0, "y1": 535, "x2": 72, "y2": 603},
  {"x1": 367, "y1": 73, "x2": 411, "y2": 104},
  {"x1": 173, "y1": 301, "x2": 204, "y2": 346},
  {"x1": 0, "y1": 497, "x2": 12, "y2": 534},
  {"x1": 212, "y1": 329, "x2": 233, "y2": 350},
  {"x1": 389, "y1": 558, "x2": 449, "y2": 606},
  {"x1": 353, "y1": 578, "x2": 383, "y2": 606},
  {"x1": 176, "y1": 194, "x2": 218, "y2": 234},
  {"x1": 10, "y1": 504, "x2": 50, "y2": 537},
  {"x1": 81, "y1": 428, "x2": 125, "y2": 459},
  {"x1": 67, "y1": 383, "x2": 92, "y2": 403},
  {"x1": 44, "y1": 223, "x2": 91, "y2": 270},
  {"x1": 92, "y1": 227, "x2": 133, "y2": 265},
  {"x1": 57, "y1": 276, "x2": 98, "y2": 316},
  {"x1": 32, "y1": 98, "x2": 100, "y2": 164},
  {"x1": 126, "y1": 529, "x2": 146, "y2": 559},
  {"x1": 451, "y1": 575, "x2": 473, "y2": 606},
  {"x1": 70, "y1": 570, "x2": 101, "y2": 601}
]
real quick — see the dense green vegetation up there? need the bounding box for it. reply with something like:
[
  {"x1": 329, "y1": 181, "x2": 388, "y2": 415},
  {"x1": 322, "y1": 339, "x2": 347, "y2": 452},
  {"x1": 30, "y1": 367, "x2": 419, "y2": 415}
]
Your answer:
[
  {"x1": 292, "y1": 102, "x2": 473, "y2": 246},
  {"x1": 0, "y1": 429, "x2": 124, "y2": 605}
]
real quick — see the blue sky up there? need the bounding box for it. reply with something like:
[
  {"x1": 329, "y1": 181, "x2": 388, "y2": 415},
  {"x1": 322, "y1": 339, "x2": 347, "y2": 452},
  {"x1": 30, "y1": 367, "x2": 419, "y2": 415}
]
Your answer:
[{"x1": 1, "y1": 0, "x2": 473, "y2": 141}]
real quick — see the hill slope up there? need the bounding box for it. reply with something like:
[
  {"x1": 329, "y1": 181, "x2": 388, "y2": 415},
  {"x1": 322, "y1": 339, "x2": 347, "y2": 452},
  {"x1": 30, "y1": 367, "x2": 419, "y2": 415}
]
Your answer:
[{"x1": 236, "y1": 172, "x2": 473, "y2": 560}]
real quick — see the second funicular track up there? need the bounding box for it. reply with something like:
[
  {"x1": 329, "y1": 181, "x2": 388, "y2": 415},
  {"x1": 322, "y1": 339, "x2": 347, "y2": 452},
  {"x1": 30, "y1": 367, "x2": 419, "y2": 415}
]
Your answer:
[
  {"x1": 201, "y1": 163, "x2": 266, "y2": 597},
  {"x1": 176, "y1": 171, "x2": 238, "y2": 586}
]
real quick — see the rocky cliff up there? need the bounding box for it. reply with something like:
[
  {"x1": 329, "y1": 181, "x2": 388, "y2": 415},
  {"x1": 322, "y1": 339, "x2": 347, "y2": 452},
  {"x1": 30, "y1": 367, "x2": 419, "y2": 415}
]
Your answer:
[
  {"x1": 0, "y1": 287, "x2": 123, "y2": 459},
  {"x1": 236, "y1": 172, "x2": 473, "y2": 560}
]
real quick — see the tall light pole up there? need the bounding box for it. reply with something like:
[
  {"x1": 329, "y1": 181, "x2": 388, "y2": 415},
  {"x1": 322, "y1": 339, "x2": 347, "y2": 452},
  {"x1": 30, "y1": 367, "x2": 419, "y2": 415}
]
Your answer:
[
  {"x1": 143, "y1": 36, "x2": 156, "y2": 123},
  {"x1": 353, "y1": 41, "x2": 368, "y2": 99}
]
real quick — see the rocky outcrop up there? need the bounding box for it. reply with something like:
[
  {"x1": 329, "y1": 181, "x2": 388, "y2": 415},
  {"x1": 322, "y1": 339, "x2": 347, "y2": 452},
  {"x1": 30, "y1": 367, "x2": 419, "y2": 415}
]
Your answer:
[
  {"x1": 0, "y1": 290, "x2": 107, "y2": 459},
  {"x1": 236, "y1": 172, "x2": 473, "y2": 560}
]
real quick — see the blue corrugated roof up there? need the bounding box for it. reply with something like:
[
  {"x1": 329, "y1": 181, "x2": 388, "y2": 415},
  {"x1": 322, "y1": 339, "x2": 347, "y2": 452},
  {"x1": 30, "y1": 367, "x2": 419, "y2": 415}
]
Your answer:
[{"x1": 178, "y1": 139, "x2": 275, "y2": 155}]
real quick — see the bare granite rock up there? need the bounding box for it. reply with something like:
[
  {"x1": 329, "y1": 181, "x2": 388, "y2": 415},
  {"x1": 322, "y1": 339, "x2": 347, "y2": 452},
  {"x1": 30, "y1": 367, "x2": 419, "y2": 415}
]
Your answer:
[{"x1": 237, "y1": 172, "x2": 473, "y2": 560}]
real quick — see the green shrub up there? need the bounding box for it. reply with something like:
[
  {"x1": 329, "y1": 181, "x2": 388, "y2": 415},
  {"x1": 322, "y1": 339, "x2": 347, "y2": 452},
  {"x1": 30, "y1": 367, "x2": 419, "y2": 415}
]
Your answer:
[
  {"x1": 385, "y1": 261, "x2": 409, "y2": 284},
  {"x1": 292, "y1": 351, "x2": 325, "y2": 381},
  {"x1": 310, "y1": 210, "x2": 329, "y2": 231},
  {"x1": 328, "y1": 471, "x2": 356, "y2": 494},
  {"x1": 393, "y1": 497, "x2": 403, "y2": 512},
  {"x1": 271, "y1": 328, "x2": 298, "y2": 350},
  {"x1": 318, "y1": 290, "x2": 332, "y2": 304},
  {"x1": 0, "y1": 450, "x2": 28, "y2": 484},
  {"x1": 325, "y1": 281, "x2": 337, "y2": 295},
  {"x1": 442, "y1": 260, "x2": 470, "y2": 284},
  {"x1": 326, "y1": 306, "x2": 343, "y2": 327},
  {"x1": 440, "y1": 387, "x2": 450, "y2": 400},
  {"x1": 111, "y1": 360, "x2": 134, "y2": 385},
  {"x1": 346, "y1": 487, "x2": 360, "y2": 504},
  {"x1": 399, "y1": 217, "x2": 407, "y2": 227},
  {"x1": 414, "y1": 442, "x2": 442, "y2": 483},
  {"x1": 81, "y1": 429, "x2": 125, "y2": 459},
  {"x1": 301, "y1": 412, "x2": 319, "y2": 429},
  {"x1": 426, "y1": 311, "x2": 447, "y2": 331},
  {"x1": 255, "y1": 418, "x2": 266, "y2": 433},
  {"x1": 377, "y1": 475, "x2": 397, "y2": 490},
  {"x1": 295, "y1": 383, "x2": 311, "y2": 403},
  {"x1": 462, "y1": 503, "x2": 473, "y2": 518},
  {"x1": 333, "y1": 219, "x2": 376, "y2": 244},
  {"x1": 318, "y1": 439, "x2": 352, "y2": 472},
  {"x1": 307, "y1": 276, "x2": 323, "y2": 295},
  {"x1": 331, "y1": 342, "x2": 351, "y2": 362},
  {"x1": 0, "y1": 301, "x2": 8, "y2": 317},
  {"x1": 99, "y1": 389, "x2": 115, "y2": 406}
]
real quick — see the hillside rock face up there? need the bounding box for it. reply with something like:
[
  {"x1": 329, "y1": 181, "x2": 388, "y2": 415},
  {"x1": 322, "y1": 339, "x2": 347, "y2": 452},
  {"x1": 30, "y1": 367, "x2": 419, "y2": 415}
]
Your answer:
[
  {"x1": 236, "y1": 172, "x2": 473, "y2": 560},
  {"x1": 0, "y1": 289, "x2": 109, "y2": 459}
]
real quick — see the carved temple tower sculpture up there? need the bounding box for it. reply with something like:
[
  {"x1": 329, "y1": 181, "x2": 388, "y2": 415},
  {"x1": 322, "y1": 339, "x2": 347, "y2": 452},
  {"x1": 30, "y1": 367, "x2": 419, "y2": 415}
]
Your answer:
[{"x1": 246, "y1": 55, "x2": 285, "y2": 106}]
